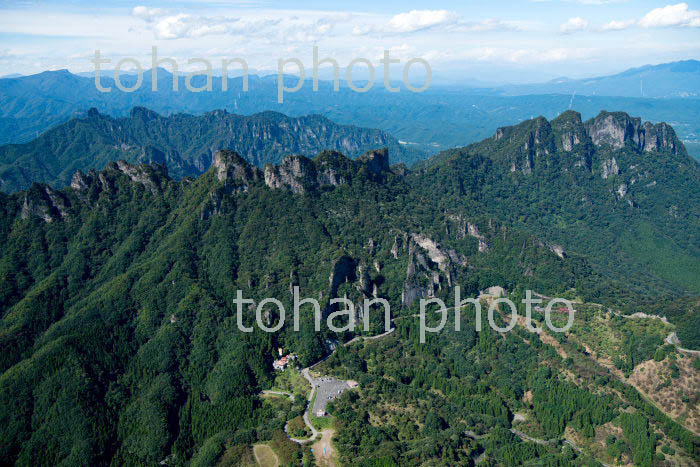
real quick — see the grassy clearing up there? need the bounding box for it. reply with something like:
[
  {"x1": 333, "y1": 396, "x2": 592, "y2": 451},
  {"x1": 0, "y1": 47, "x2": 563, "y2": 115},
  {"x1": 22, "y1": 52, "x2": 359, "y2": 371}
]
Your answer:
[
  {"x1": 217, "y1": 444, "x2": 256, "y2": 466},
  {"x1": 252, "y1": 444, "x2": 278, "y2": 467},
  {"x1": 310, "y1": 413, "x2": 336, "y2": 431},
  {"x1": 272, "y1": 368, "x2": 311, "y2": 400}
]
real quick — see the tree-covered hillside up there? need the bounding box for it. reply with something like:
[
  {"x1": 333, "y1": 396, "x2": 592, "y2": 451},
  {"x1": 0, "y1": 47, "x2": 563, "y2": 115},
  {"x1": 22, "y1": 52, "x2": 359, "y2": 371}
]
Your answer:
[
  {"x1": 418, "y1": 111, "x2": 700, "y2": 304},
  {"x1": 2, "y1": 69, "x2": 700, "y2": 158},
  {"x1": 0, "y1": 108, "x2": 414, "y2": 193},
  {"x1": 1, "y1": 111, "x2": 699, "y2": 465}
]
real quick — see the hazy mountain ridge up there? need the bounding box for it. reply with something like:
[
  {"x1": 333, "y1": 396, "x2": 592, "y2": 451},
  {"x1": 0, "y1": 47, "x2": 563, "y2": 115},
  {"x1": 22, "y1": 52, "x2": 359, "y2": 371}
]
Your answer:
[
  {"x1": 499, "y1": 60, "x2": 700, "y2": 98},
  {"x1": 2, "y1": 64, "x2": 700, "y2": 160}
]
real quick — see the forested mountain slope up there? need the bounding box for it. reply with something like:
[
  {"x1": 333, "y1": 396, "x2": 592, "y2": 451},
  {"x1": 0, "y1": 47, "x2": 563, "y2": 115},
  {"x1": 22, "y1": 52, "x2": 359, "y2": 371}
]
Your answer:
[
  {"x1": 0, "y1": 107, "x2": 410, "y2": 193},
  {"x1": 418, "y1": 110, "x2": 700, "y2": 302},
  {"x1": 1, "y1": 112, "x2": 699, "y2": 465},
  {"x1": 0, "y1": 147, "x2": 601, "y2": 465}
]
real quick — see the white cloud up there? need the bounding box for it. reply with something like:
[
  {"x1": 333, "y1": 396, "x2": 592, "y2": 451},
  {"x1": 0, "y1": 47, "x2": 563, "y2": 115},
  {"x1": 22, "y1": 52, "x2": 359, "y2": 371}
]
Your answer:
[
  {"x1": 638, "y1": 3, "x2": 700, "y2": 28},
  {"x1": 463, "y1": 46, "x2": 596, "y2": 64},
  {"x1": 387, "y1": 10, "x2": 459, "y2": 33},
  {"x1": 600, "y1": 19, "x2": 636, "y2": 31},
  {"x1": 453, "y1": 19, "x2": 525, "y2": 32},
  {"x1": 560, "y1": 17, "x2": 589, "y2": 34},
  {"x1": 131, "y1": 6, "x2": 165, "y2": 23},
  {"x1": 143, "y1": 13, "x2": 285, "y2": 40},
  {"x1": 354, "y1": 10, "x2": 523, "y2": 35}
]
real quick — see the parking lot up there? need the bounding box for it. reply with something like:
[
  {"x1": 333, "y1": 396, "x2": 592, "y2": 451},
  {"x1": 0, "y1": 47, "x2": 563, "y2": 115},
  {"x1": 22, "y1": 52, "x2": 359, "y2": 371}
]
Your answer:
[{"x1": 312, "y1": 376, "x2": 351, "y2": 416}]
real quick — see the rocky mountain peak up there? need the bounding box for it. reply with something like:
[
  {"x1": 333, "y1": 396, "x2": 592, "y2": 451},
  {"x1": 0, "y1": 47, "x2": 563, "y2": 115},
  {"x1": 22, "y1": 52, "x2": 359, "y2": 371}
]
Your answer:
[
  {"x1": 264, "y1": 155, "x2": 317, "y2": 194},
  {"x1": 107, "y1": 160, "x2": 168, "y2": 194},
  {"x1": 70, "y1": 169, "x2": 95, "y2": 192},
  {"x1": 491, "y1": 116, "x2": 555, "y2": 174},
  {"x1": 129, "y1": 106, "x2": 161, "y2": 121},
  {"x1": 21, "y1": 184, "x2": 70, "y2": 223},
  {"x1": 551, "y1": 110, "x2": 588, "y2": 152},
  {"x1": 584, "y1": 111, "x2": 682, "y2": 154},
  {"x1": 211, "y1": 149, "x2": 261, "y2": 187},
  {"x1": 357, "y1": 148, "x2": 390, "y2": 175},
  {"x1": 264, "y1": 148, "x2": 392, "y2": 194}
]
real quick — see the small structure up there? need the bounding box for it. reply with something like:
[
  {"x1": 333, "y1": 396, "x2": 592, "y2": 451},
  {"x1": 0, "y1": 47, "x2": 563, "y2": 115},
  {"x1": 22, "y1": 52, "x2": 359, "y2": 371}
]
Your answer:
[
  {"x1": 316, "y1": 410, "x2": 326, "y2": 417},
  {"x1": 272, "y1": 353, "x2": 296, "y2": 371}
]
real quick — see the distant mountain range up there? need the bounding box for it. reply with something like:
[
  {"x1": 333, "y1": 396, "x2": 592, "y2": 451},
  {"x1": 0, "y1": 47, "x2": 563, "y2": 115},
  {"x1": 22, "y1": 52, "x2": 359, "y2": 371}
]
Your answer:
[
  {"x1": 498, "y1": 60, "x2": 700, "y2": 99},
  {"x1": 1, "y1": 61, "x2": 699, "y2": 161},
  {"x1": 0, "y1": 108, "x2": 412, "y2": 192}
]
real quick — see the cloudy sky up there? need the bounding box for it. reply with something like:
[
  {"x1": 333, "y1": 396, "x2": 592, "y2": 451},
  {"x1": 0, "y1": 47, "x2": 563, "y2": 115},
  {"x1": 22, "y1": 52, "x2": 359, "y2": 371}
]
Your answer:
[{"x1": 1, "y1": 0, "x2": 699, "y2": 83}]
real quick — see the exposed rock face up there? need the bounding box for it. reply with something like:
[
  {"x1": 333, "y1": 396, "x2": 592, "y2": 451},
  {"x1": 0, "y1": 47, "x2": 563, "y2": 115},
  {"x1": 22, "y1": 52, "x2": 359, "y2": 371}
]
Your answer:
[
  {"x1": 641, "y1": 121, "x2": 679, "y2": 154},
  {"x1": 411, "y1": 234, "x2": 450, "y2": 272},
  {"x1": 212, "y1": 149, "x2": 261, "y2": 189},
  {"x1": 357, "y1": 148, "x2": 390, "y2": 175},
  {"x1": 586, "y1": 112, "x2": 632, "y2": 150},
  {"x1": 584, "y1": 111, "x2": 681, "y2": 154},
  {"x1": 467, "y1": 223, "x2": 489, "y2": 252},
  {"x1": 617, "y1": 183, "x2": 628, "y2": 198},
  {"x1": 70, "y1": 170, "x2": 94, "y2": 193},
  {"x1": 492, "y1": 117, "x2": 555, "y2": 175},
  {"x1": 264, "y1": 148, "x2": 391, "y2": 194},
  {"x1": 601, "y1": 158, "x2": 620, "y2": 179},
  {"x1": 21, "y1": 184, "x2": 70, "y2": 223},
  {"x1": 549, "y1": 244, "x2": 565, "y2": 259},
  {"x1": 550, "y1": 111, "x2": 593, "y2": 168},
  {"x1": 401, "y1": 233, "x2": 467, "y2": 308},
  {"x1": 114, "y1": 160, "x2": 168, "y2": 194},
  {"x1": 391, "y1": 234, "x2": 404, "y2": 259},
  {"x1": 264, "y1": 155, "x2": 317, "y2": 194},
  {"x1": 490, "y1": 111, "x2": 685, "y2": 182}
]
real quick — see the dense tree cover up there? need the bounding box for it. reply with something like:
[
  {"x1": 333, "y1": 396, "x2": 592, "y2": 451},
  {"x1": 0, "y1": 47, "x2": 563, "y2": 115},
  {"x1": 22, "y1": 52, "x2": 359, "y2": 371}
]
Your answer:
[
  {"x1": 1, "y1": 108, "x2": 699, "y2": 465},
  {"x1": 618, "y1": 412, "x2": 658, "y2": 467},
  {"x1": 529, "y1": 367, "x2": 615, "y2": 438},
  {"x1": 321, "y1": 309, "x2": 624, "y2": 465},
  {"x1": 415, "y1": 111, "x2": 700, "y2": 347},
  {"x1": 0, "y1": 108, "x2": 411, "y2": 193},
  {"x1": 0, "y1": 149, "x2": 599, "y2": 464}
]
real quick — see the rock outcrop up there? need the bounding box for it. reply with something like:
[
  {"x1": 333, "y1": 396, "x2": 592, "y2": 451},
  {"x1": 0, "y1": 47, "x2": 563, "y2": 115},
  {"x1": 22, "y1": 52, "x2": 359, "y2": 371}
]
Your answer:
[
  {"x1": 212, "y1": 149, "x2": 261, "y2": 189},
  {"x1": 113, "y1": 160, "x2": 168, "y2": 194},
  {"x1": 264, "y1": 155, "x2": 318, "y2": 194},
  {"x1": 493, "y1": 117, "x2": 555, "y2": 175},
  {"x1": 21, "y1": 184, "x2": 70, "y2": 223},
  {"x1": 584, "y1": 111, "x2": 681, "y2": 154},
  {"x1": 601, "y1": 157, "x2": 620, "y2": 179},
  {"x1": 401, "y1": 233, "x2": 467, "y2": 308},
  {"x1": 264, "y1": 148, "x2": 391, "y2": 194},
  {"x1": 357, "y1": 148, "x2": 390, "y2": 175}
]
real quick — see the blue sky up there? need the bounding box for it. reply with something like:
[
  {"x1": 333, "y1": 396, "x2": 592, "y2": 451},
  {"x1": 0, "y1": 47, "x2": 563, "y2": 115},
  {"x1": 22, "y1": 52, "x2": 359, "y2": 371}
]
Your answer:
[{"x1": 1, "y1": 0, "x2": 699, "y2": 83}]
